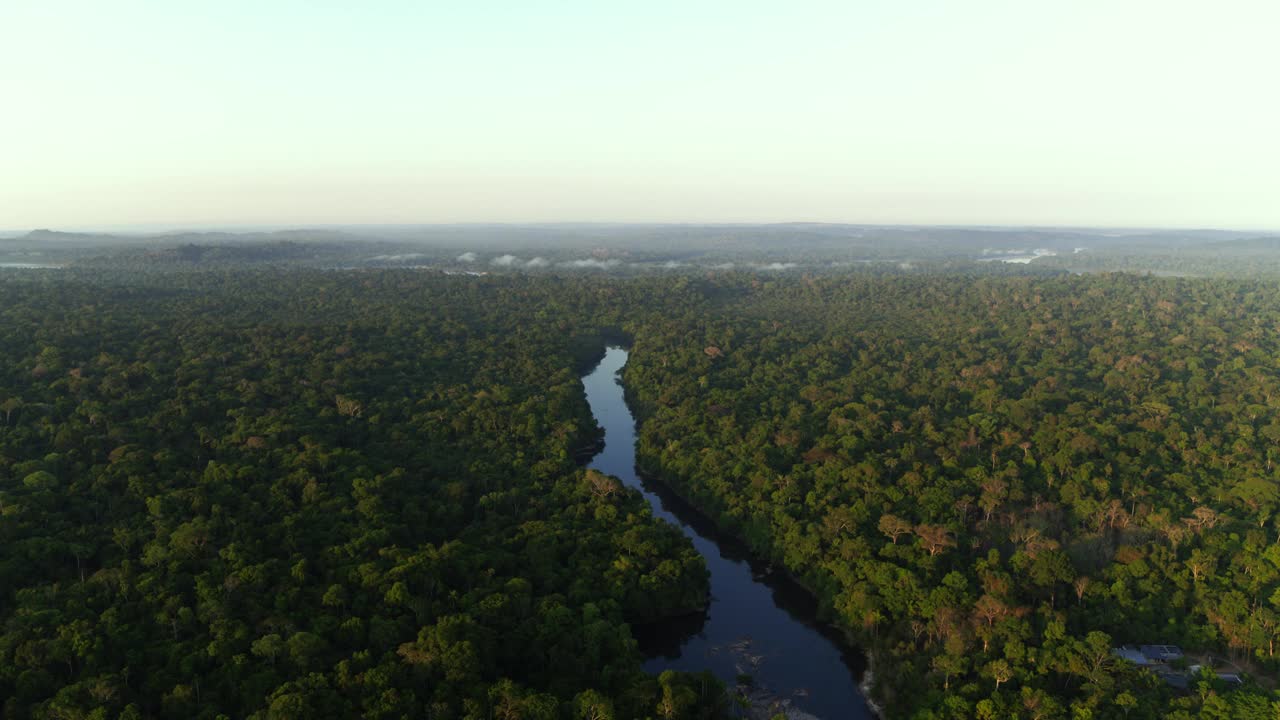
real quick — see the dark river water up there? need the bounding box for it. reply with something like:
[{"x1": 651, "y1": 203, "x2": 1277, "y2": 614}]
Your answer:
[{"x1": 582, "y1": 347, "x2": 874, "y2": 719}]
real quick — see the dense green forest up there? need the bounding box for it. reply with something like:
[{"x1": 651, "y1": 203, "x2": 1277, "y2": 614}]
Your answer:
[
  {"x1": 4, "y1": 267, "x2": 1280, "y2": 718},
  {"x1": 624, "y1": 273, "x2": 1280, "y2": 718},
  {"x1": 0, "y1": 271, "x2": 718, "y2": 719}
]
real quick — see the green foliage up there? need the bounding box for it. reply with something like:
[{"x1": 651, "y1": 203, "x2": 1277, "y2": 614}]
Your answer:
[
  {"x1": 623, "y1": 271, "x2": 1280, "y2": 717},
  {"x1": 0, "y1": 271, "x2": 719, "y2": 719},
  {"x1": 9, "y1": 267, "x2": 1280, "y2": 718}
]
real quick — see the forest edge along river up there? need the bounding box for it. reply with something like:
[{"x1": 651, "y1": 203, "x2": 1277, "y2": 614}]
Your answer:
[{"x1": 581, "y1": 347, "x2": 876, "y2": 720}]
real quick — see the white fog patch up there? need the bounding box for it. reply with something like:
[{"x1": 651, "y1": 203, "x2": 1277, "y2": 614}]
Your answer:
[
  {"x1": 491, "y1": 254, "x2": 520, "y2": 266},
  {"x1": 564, "y1": 258, "x2": 621, "y2": 269},
  {"x1": 757, "y1": 262, "x2": 797, "y2": 271},
  {"x1": 457, "y1": 252, "x2": 477, "y2": 263},
  {"x1": 661, "y1": 261, "x2": 684, "y2": 268},
  {"x1": 977, "y1": 248, "x2": 1058, "y2": 264},
  {"x1": 1074, "y1": 247, "x2": 1087, "y2": 254},
  {"x1": 370, "y1": 253, "x2": 426, "y2": 261},
  {"x1": 526, "y1": 257, "x2": 550, "y2": 267}
]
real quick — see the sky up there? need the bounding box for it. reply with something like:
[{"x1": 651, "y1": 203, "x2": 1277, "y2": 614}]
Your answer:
[{"x1": 2, "y1": 0, "x2": 1277, "y2": 230}]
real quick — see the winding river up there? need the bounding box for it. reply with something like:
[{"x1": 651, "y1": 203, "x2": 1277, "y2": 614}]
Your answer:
[{"x1": 582, "y1": 347, "x2": 874, "y2": 719}]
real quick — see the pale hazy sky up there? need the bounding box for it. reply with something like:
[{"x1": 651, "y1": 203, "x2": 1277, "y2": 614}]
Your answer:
[{"x1": 3, "y1": 1, "x2": 1277, "y2": 230}]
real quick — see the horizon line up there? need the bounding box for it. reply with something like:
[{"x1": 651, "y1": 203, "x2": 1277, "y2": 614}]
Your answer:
[{"x1": 5, "y1": 220, "x2": 1278, "y2": 237}]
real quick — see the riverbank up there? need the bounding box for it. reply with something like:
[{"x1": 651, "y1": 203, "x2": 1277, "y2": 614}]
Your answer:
[
  {"x1": 634, "y1": 461, "x2": 889, "y2": 720},
  {"x1": 582, "y1": 346, "x2": 877, "y2": 719},
  {"x1": 740, "y1": 687, "x2": 823, "y2": 720},
  {"x1": 859, "y1": 652, "x2": 886, "y2": 719},
  {"x1": 616, "y1": 364, "x2": 888, "y2": 718}
]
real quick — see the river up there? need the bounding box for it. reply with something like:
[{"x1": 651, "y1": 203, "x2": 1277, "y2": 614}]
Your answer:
[{"x1": 582, "y1": 347, "x2": 875, "y2": 719}]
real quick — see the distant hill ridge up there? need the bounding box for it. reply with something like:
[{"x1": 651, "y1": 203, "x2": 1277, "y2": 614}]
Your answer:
[{"x1": 5, "y1": 228, "x2": 375, "y2": 246}]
